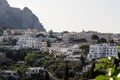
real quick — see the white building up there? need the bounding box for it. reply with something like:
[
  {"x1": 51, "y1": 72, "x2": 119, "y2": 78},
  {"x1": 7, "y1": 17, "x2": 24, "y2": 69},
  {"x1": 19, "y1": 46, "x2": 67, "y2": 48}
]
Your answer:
[
  {"x1": 0, "y1": 37, "x2": 3, "y2": 43},
  {"x1": 62, "y1": 33, "x2": 70, "y2": 44},
  {"x1": 2, "y1": 70, "x2": 19, "y2": 79},
  {"x1": 66, "y1": 45, "x2": 84, "y2": 61},
  {"x1": 113, "y1": 34, "x2": 120, "y2": 44},
  {"x1": 49, "y1": 42, "x2": 68, "y2": 55},
  {"x1": 113, "y1": 38, "x2": 120, "y2": 44},
  {"x1": 2, "y1": 30, "x2": 8, "y2": 40},
  {"x1": 25, "y1": 67, "x2": 44, "y2": 77},
  {"x1": 87, "y1": 44, "x2": 118, "y2": 61},
  {"x1": 25, "y1": 31, "x2": 37, "y2": 38},
  {"x1": 52, "y1": 32, "x2": 62, "y2": 38},
  {"x1": 3, "y1": 30, "x2": 8, "y2": 36},
  {"x1": 17, "y1": 38, "x2": 42, "y2": 49}
]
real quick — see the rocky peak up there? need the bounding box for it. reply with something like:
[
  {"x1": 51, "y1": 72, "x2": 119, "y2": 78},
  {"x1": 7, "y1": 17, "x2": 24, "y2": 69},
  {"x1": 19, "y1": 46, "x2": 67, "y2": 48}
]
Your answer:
[
  {"x1": 22, "y1": 7, "x2": 33, "y2": 16},
  {"x1": 23, "y1": 7, "x2": 30, "y2": 11},
  {"x1": 0, "y1": 0, "x2": 46, "y2": 31},
  {"x1": 0, "y1": 0, "x2": 9, "y2": 8}
]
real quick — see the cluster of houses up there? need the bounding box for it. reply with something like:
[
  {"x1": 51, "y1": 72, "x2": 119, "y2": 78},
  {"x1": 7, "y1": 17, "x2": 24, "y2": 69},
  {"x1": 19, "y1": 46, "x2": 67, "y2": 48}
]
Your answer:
[
  {"x1": 0, "y1": 29, "x2": 48, "y2": 50},
  {"x1": 1, "y1": 29, "x2": 120, "y2": 62},
  {"x1": 1, "y1": 67, "x2": 45, "y2": 79},
  {"x1": 1, "y1": 29, "x2": 120, "y2": 78}
]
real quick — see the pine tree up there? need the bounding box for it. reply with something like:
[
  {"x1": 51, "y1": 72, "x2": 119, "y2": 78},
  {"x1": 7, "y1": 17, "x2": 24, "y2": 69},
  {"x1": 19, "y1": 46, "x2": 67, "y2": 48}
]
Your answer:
[{"x1": 64, "y1": 62, "x2": 69, "y2": 80}]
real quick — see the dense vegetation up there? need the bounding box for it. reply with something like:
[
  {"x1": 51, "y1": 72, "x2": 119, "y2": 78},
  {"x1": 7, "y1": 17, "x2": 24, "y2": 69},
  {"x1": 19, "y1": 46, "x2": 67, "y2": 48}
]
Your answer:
[
  {"x1": 0, "y1": 46, "x2": 120, "y2": 80},
  {"x1": 0, "y1": 47, "x2": 90, "y2": 80}
]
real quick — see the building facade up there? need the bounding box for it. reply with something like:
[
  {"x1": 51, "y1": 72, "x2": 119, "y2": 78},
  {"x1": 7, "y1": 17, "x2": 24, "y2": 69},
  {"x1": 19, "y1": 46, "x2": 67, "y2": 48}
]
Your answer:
[
  {"x1": 87, "y1": 44, "x2": 118, "y2": 61},
  {"x1": 25, "y1": 67, "x2": 44, "y2": 77},
  {"x1": 17, "y1": 38, "x2": 42, "y2": 49}
]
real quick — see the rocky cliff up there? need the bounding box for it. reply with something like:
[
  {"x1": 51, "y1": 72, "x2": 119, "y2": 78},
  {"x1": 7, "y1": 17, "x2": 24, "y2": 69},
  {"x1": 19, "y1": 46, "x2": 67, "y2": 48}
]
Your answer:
[{"x1": 0, "y1": 0, "x2": 46, "y2": 31}]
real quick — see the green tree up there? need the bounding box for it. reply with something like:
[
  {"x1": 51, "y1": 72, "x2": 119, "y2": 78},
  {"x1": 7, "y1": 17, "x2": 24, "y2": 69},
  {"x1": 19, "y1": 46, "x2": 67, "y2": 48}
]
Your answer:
[
  {"x1": 78, "y1": 38, "x2": 87, "y2": 43},
  {"x1": 73, "y1": 38, "x2": 87, "y2": 43},
  {"x1": 12, "y1": 39, "x2": 18, "y2": 45},
  {"x1": 48, "y1": 30, "x2": 53, "y2": 38},
  {"x1": 36, "y1": 34, "x2": 45, "y2": 37},
  {"x1": 114, "y1": 58, "x2": 119, "y2": 70},
  {"x1": 25, "y1": 53, "x2": 38, "y2": 65},
  {"x1": 82, "y1": 60, "x2": 96, "y2": 79},
  {"x1": 118, "y1": 52, "x2": 120, "y2": 59},
  {"x1": 91, "y1": 35, "x2": 99, "y2": 40},
  {"x1": 64, "y1": 62, "x2": 69, "y2": 80},
  {"x1": 79, "y1": 45, "x2": 89, "y2": 55},
  {"x1": 89, "y1": 61, "x2": 96, "y2": 78},
  {"x1": 98, "y1": 38, "x2": 107, "y2": 43},
  {"x1": 47, "y1": 40, "x2": 51, "y2": 47},
  {"x1": 109, "y1": 39, "x2": 114, "y2": 44},
  {"x1": 80, "y1": 55, "x2": 85, "y2": 69},
  {"x1": 94, "y1": 57, "x2": 120, "y2": 80}
]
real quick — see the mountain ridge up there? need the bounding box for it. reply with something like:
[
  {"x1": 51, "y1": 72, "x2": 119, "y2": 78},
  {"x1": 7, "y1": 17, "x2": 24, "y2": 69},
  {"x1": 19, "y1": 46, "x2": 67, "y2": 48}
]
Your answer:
[{"x1": 0, "y1": 0, "x2": 46, "y2": 31}]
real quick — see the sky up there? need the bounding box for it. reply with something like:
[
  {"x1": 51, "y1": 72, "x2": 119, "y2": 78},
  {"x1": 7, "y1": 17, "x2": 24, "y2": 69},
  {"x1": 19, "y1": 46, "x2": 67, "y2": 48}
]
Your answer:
[{"x1": 7, "y1": 0, "x2": 120, "y2": 33}]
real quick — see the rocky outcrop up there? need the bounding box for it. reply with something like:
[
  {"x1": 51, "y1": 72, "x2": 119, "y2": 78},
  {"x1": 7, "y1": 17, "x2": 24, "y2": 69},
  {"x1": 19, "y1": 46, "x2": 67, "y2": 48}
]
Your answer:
[{"x1": 0, "y1": 0, "x2": 46, "y2": 31}]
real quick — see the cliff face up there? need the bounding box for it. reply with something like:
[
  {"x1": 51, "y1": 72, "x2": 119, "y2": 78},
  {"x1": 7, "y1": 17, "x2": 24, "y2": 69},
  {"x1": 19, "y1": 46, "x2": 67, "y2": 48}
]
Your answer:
[{"x1": 0, "y1": 0, "x2": 46, "y2": 31}]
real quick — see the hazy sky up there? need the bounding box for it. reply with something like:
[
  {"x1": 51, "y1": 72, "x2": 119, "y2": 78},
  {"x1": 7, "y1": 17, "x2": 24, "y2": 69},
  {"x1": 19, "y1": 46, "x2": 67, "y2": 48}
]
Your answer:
[{"x1": 7, "y1": 0, "x2": 120, "y2": 33}]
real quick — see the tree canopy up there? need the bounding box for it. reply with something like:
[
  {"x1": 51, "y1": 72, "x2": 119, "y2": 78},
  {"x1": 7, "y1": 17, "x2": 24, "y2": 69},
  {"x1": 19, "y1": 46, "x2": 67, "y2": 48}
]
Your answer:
[
  {"x1": 98, "y1": 38, "x2": 107, "y2": 43},
  {"x1": 91, "y1": 35, "x2": 99, "y2": 40},
  {"x1": 25, "y1": 53, "x2": 38, "y2": 65}
]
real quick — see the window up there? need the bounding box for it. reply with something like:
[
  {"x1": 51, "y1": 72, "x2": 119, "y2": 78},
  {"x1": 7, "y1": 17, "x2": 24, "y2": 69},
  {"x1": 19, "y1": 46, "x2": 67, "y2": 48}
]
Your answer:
[
  {"x1": 94, "y1": 54, "x2": 97, "y2": 58},
  {"x1": 32, "y1": 70, "x2": 34, "y2": 72},
  {"x1": 8, "y1": 73, "x2": 11, "y2": 75},
  {"x1": 13, "y1": 73, "x2": 17, "y2": 76}
]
